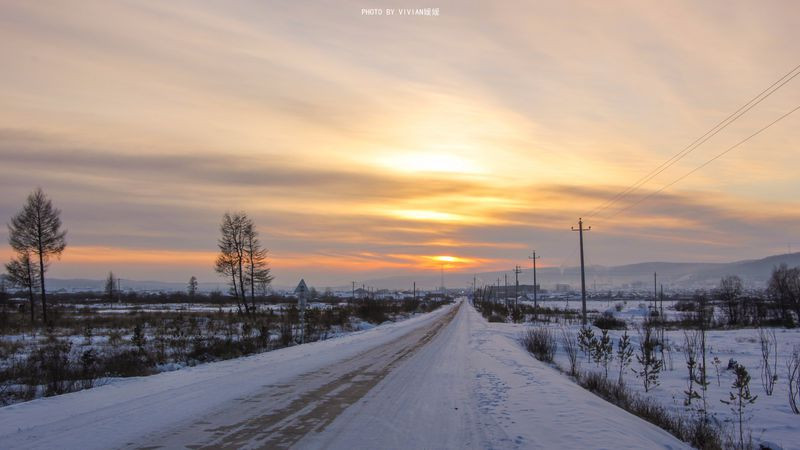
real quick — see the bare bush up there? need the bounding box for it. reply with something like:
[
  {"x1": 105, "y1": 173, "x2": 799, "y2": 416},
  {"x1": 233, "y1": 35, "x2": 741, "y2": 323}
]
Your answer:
[
  {"x1": 758, "y1": 328, "x2": 777, "y2": 396},
  {"x1": 561, "y1": 329, "x2": 579, "y2": 376},
  {"x1": 521, "y1": 327, "x2": 557, "y2": 363},
  {"x1": 788, "y1": 346, "x2": 800, "y2": 414},
  {"x1": 578, "y1": 370, "x2": 724, "y2": 449}
]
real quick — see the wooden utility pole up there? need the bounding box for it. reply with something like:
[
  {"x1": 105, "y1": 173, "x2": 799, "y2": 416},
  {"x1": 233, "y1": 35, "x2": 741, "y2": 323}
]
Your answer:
[
  {"x1": 514, "y1": 265, "x2": 522, "y2": 309},
  {"x1": 473, "y1": 275, "x2": 476, "y2": 302},
  {"x1": 440, "y1": 263, "x2": 445, "y2": 297},
  {"x1": 528, "y1": 251, "x2": 541, "y2": 311},
  {"x1": 504, "y1": 273, "x2": 508, "y2": 307},
  {"x1": 653, "y1": 272, "x2": 658, "y2": 315},
  {"x1": 572, "y1": 218, "x2": 591, "y2": 326}
]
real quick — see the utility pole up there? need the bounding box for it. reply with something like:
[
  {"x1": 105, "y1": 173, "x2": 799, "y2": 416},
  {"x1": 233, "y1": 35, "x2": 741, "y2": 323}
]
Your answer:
[
  {"x1": 413, "y1": 281, "x2": 416, "y2": 301},
  {"x1": 572, "y1": 218, "x2": 591, "y2": 326},
  {"x1": 352, "y1": 281, "x2": 355, "y2": 304},
  {"x1": 440, "y1": 263, "x2": 445, "y2": 298},
  {"x1": 660, "y1": 283, "x2": 664, "y2": 318},
  {"x1": 528, "y1": 251, "x2": 541, "y2": 311},
  {"x1": 496, "y1": 278, "x2": 500, "y2": 304},
  {"x1": 504, "y1": 273, "x2": 508, "y2": 307},
  {"x1": 473, "y1": 275, "x2": 476, "y2": 302},
  {"x1": 514, "y1": 265, "x2": 521, "y2": 309},
  {"x1": 653, "y1": 272, "x2": 657, "y2": 315}
]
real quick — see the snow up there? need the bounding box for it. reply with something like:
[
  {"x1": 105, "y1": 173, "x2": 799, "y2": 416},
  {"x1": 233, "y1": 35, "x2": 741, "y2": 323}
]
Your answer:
[
  {"x1": 298, "y1": 300, "x2": 684, "y2": 449},
  {"x1": 0, "y1": 300, "x2": 687, "y2": 449},
  {"x1": 509, "y1": 302, "x2": 800, "y2": 449}
]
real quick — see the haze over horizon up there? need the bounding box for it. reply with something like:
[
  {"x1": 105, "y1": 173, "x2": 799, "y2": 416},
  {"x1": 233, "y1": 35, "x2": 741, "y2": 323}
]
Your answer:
[{"x1": 2, "y1": 1, "x2": 800, "y2": 287}]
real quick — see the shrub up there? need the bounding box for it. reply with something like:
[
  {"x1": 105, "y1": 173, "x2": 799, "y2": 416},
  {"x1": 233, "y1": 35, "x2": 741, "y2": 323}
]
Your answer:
[
  {"x1": 521, "y1": 327, "x2": 557, "y2": 363},
  {"x1": 579, "y1": 371, "x2": 724, "y2": 449},
  {"x1": 675, "y1": 299, "x2": 696, "y2": 312},
  {"x1": 593, "y1": 311, "x2": 627, "y2": 330},
  {"x1": 102, "y1": 349, "x2": 155, "y2": 377}
]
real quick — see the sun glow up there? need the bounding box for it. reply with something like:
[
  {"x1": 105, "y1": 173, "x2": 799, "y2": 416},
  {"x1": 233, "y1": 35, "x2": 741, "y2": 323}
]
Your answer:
[
  {"x1": 390, "y1": 209, "x2": 463, "y2": 222},
  {"x1": 377, "y1": 152, "x2": 480, "y2": 175}
]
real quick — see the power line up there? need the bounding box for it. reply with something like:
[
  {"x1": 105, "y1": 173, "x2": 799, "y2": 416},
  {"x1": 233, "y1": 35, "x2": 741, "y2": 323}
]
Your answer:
[
  {"x1": 586, "y1": 63, "x2": 800, "y2": 219},
  {"x1": 609, "y1": 103, "x2": 800, "y2": 218}
]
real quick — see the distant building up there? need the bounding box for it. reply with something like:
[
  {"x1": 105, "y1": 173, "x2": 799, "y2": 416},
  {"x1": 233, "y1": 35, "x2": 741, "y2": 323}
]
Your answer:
[{"x1": 555, "y1": 284, "x2": 571, "y2": 293}]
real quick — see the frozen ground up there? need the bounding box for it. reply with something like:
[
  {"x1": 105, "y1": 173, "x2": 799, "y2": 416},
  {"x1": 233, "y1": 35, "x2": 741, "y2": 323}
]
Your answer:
[{"x1": 0, "y1": 299, "x2": 685, "y2": 449}]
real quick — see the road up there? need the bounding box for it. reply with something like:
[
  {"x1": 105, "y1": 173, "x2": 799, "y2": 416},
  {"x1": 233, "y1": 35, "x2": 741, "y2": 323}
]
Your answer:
[{"x1": 0, "y1": 301, "x2": 686, "y2": 449}]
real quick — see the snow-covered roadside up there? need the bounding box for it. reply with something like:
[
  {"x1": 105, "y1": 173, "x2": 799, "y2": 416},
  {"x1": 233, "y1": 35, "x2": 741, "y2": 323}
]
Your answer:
[
  {"x1": 0, "y1": 303, "x2": 457, "y2": 449},
  {"x1": 468, "y1": 302, "x2": 687, "y2": 449},
  {"x1": 492, "y1": 308, "x2": 800, "y2": 449},
  {"x1": 300, "y1": 300, "x2": 687, "y2": 449}
]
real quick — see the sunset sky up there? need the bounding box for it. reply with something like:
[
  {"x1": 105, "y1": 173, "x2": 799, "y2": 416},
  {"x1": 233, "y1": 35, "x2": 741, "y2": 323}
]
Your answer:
[{"x1": 1, "y1": 1, "x2": 799, "y2": 288}]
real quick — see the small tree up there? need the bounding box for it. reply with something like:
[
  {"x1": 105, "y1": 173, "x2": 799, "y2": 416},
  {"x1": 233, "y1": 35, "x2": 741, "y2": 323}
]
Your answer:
[
  {"x1": 593, "y1": 329, "x2": 613, "y2": 379},
  {"x1": 578, "y1": 327, "x2": 596, "y2": 359},
  {"x1": 712, "y1": 356, "x2": 722, "y2": 386},
  {"x1": 721, "y1": 363, "x2": 757, "y2": 449},
  {"x1": 683, "y1": 331, "x2": 700, "y2": 406},
  {"x1": 695, "y1": 292, "x2": 712, "y2": 415},
  {"x1": 616, "y1": 330, "x2": 634, "y2": 385},
  {"x1": 105, "y1": 271, "x2": 116, "y2": 304},
  {"x1": 636, "y1": 324, "x2": 663, "y2": 393},
  {"x1": 8, "y1": 188, "x2": 67, "y2": 324},
  {"x1": 188, "y1": 276, "x2": 198, "y2": 306},
  {"x1": 132, "y1": 324, "x2": 146, "y2": 353}
]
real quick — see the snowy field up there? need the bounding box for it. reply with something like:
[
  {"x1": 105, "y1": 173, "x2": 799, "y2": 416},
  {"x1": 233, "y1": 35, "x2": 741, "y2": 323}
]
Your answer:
[{"x1": 0, "y1": 299, "x2": 445, "y2": 406}]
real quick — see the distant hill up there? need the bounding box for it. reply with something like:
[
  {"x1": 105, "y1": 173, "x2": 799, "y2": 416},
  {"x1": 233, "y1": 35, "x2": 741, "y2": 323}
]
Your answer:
[
  {"x1": 354, "y1": 252, "x2": 800, "y2": 291},
  {"x1": 36, "y1": 252, "x2": 800, "y2": 293}
]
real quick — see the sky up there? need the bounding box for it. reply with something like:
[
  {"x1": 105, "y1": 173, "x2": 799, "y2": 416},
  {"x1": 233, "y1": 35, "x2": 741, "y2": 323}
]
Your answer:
[{"x1": 1, "y1": 0, "x2": 799, "y2": 288}]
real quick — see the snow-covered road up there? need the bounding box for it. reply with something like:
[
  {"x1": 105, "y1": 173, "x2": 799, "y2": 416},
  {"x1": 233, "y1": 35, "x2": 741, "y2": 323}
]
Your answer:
[{"x1": 0, "y1": 300, "x2": 686, "y2": 449}]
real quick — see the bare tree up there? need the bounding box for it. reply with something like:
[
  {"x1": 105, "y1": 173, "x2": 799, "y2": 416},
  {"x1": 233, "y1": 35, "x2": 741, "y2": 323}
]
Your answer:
[
  {"x1": 717, "y1": 275, "x2": 743, "y2": 326},
  {"x1": 758, "y1": 328, "x2": 778, "y2": 396},
  {"x1": 767, "y1": 264, "x2": 800, "y2": 326},
  {"x1": 8, "y1": 188, "x2": 67, "y2": 323},
  {"x1": 4, "y1": 251, "x2": 38, "y2": 323},
  {"x1": 214, "y1": 212, "x2": 253, "y2": 315},
  {"x1": 243, "y1": 220, "x2": 273, "y2": 312}
]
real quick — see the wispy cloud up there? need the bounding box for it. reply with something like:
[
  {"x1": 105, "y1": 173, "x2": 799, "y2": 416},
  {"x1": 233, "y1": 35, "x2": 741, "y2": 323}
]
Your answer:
[{"x1": 1, "y1": 0, "x2": 799, "y2": 285}]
